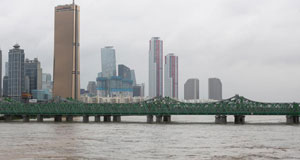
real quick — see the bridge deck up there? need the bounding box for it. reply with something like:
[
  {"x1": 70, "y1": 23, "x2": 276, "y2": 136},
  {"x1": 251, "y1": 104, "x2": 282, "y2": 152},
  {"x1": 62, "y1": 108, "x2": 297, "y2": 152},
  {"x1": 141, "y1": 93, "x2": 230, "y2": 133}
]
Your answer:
[{"x1": 0, "y1": 95, "x2": 299, "y2": 116}]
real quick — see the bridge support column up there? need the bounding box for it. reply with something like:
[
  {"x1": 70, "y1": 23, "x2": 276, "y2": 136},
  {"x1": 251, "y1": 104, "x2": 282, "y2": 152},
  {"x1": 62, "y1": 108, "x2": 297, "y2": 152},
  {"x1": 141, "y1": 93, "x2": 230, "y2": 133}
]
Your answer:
[
  {"x1": 147, "y1": 115, "x2": 154, "y2": 123},
  {"x1": 66, "y1": 115, "x2": 73, "y2": 122},
  {"x1": 95, "y1": 115, "x2": 101, "y2": 122},
  {"x1": 163, "y1": 115, "x2": 171, "y2": 123},
  {"x1": 4, "y1": 115, "x2": 12, "y2": 122},
  {"x1": 54, "y1": 115, "x2": 62, "y2": 122},
  {"x1": 23, "y1": 115, "x2": 30, "y2": 122},
  {"x1": 37, "y1": 115, "x2": 43, "y2": 122},
  {"x1": 104, "y1": 116, "x2": 111, "y2": 122},
  {"x1": 156, "y1": 115, "x2": 162, "y2": 123},
  {"x1": 215, "y1": 115, "x2": 227, "y2": 124},
  {"x1": 234, "y1": 115, "x2": 245, "y2": 124},
  {"x1": 286, "y1": 115, "x2": 299, "y2": 124},
  {"x1": 113, "y1": 116, "x2": 121, "y2": 122},
  {"x1": 83, "y1": 115, "x2": 89, "y2": 123}
]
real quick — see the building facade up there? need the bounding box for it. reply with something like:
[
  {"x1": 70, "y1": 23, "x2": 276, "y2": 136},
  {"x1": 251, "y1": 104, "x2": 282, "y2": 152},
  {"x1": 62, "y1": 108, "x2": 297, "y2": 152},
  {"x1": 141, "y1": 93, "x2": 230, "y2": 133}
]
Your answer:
[
  {"x1": 24, "y1": 58, "x2": 42, "y2": 94},
  {"x1": 164, "y1": 53, "x2": 178, "y2": 99},
  {"x1": 42, "y1": 73, "x2": 52, "y2": 91},
  {"x1": 101, "y1": 46, "x2": 116, "y2": 78},
  {"x1": 130, "y1": 70, "x2": 136, "y2": 86},
  {"x1": 3, "y1": 76, "x2": 8, "y2": 97},
  {"x1": 96, "y1": 76, "x2": 133, "y2": 97},
  {"x1": 8, "y1": 44, "x2": 25, "y2": 100},
  {"x1": 133, "y1": 83, "x2": 145, "y2": 97},
  {"x1": 53, "y1": 3, "x2": 80, "y2": 100},
  {"x1": 208, "y1": 78, "x2": 222, "y2": 100},
  {"x1": 87, "y1": 81, "x2": 97, "y2": 96},
  {"x1": 118, "y1": 64, "x2": 131, "y2": 80},
  {"x1": 184, "y1": 78, "x2": 199, "y2": 100},
  {"x1": 149, "y1": 37, "x2": 163, "y2": 98}
]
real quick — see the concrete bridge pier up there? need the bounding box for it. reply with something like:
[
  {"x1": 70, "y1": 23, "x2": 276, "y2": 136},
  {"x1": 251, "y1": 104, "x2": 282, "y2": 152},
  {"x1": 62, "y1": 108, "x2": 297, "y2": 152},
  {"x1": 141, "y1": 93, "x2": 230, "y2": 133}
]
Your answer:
[
  {"x1": 215, "y1": 115, "x2": 227, "y2": 124},
  {"x1": 23, "y1": 115, "x2": 30, "y2": 122},
  {"x1": 37, "y1": 115, "x2": 44, "y2": 122},
  {"x1": 83, "y1": 115, "x2": 89, "y2": 123},
  {"x1": 234, "y1": 115, "x2": 245, "y2": 124},
  {"x1": 95, "y1": 115, "x2": 101, "y2": 122},
  {"x1": 104, "y1": 116, "x2": 111, "y2": 122},
  {"x1": 66, "y1": 115, "x2": 73, "y2": 122},
  {"x1": 113, "y1": 116, "x2": 121, "y2": 122},
  {"x1": 156, "y1": 115, "x2": 162, "y2": 123},
  {"x1": 147, "y1": 115, "x2": 154, "y2": 123},
  {"x1": 286, "y1": 115, "x2": 299, "y2": 124},
  {"x1": 4, "y1": 115, "x2": 12, "y2": 122},
  {"x1": 54, "y1": 115, "x2": 62, "y2": 122},
  {"x1": 163, "y1": 115, "x2": 171, "y2": 123}
]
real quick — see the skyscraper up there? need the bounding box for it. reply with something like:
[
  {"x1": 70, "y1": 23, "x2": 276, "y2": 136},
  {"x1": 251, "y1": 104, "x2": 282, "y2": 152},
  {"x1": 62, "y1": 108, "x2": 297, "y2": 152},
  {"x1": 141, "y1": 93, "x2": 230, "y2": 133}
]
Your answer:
[
  {"x1": 208, "y1": 78, "x2": 222, "y2": 100},
  {"x1": 101, "y1": 46, "x2": 116, "y2": 78},
  {"x1": 5, "y1": 62, "x2": 8, "y2": 77},
  {"x1": 0, "y1": 49, "x2": 2, "y2": 97},
  {"x1": 164, "y1": 53, "x2": 178, "y2": 99},
  {"x1": 53, "y1": 3, "x2": 80, "y2": 99},
  {"x1": 118, "y1": 64, "x2": 131, "y2": 80},
  {"x1": 184, "y1": 78, "x2": 199, "y2": 100},
  {"x1": 42, "y1": 73, "x2": 52, "y2": 91},
  {"x1": 3, "y1": 76, "x2": 8, "y2": 97},
  {"x1": 8, "y1": 44, "x2": 25, "y2": 100},
  {"x1": 25, "y1": 58, "x2": 42, "y2": 94},
  {"x1": 130, "y1": 70, "x2": 136, "y2": 86},
  {"x1": 149, "y1": 37, "x2": 163, "y2": 98}
]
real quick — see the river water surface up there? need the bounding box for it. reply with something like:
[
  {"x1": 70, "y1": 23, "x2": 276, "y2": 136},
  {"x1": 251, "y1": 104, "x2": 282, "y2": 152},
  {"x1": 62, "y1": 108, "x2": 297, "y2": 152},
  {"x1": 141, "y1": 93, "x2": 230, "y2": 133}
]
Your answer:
[{"x1": 0, "y1": 116, "x2": 299, "y2": 160}]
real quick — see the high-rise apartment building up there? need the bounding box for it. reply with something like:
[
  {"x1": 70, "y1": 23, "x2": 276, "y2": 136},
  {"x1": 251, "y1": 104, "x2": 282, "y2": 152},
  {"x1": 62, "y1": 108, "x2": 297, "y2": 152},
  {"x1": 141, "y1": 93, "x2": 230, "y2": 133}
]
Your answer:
[
  {"x1": 208, "y1": 78, "x2": 222, "y2": 100},
  {"x1": 184, "y1": 78, "x2": 199, "y2": 100},
  {"x1": 101, "y1": 46, "x2": 116, "y2": 78},
  {"x1": 53, "y1": 3, "x2": 80, "y2": 100},
  {"x1": 118, "y1": 64, "x2": 131, "y2": 80},
  {"x1": 149, "y1": 37, "x2": 163, "y2": 98},
  {"x1": 8, "y1": 44, "x2": 25, "y2": 100},
  {"x1": 25, "y1": 58, "x2": 42, "y2": 94},
  {"x1": 164, "y1": 53, "x2": 178, "y2": 99}
]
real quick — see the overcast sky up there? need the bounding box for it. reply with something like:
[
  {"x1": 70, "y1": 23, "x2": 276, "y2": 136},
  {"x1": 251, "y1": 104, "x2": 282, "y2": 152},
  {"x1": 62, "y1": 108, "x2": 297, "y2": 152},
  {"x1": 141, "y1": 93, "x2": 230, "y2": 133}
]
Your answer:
[{"x1": 1, "y1": 0, "x2": 300, "y2": 102}]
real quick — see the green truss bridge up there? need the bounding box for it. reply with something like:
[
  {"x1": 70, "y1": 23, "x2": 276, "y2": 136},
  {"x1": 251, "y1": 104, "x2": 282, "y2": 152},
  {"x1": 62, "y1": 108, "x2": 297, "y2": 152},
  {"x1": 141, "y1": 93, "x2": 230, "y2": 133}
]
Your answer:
[{"x1": 0, "y1": 95, "x2": 299, "y2": 124}]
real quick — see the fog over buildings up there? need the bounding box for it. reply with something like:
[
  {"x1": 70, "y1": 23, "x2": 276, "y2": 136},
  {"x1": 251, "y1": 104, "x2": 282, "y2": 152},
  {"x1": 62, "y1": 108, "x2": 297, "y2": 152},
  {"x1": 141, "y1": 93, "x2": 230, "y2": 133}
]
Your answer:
[{"x1": 1, "y1": 0, "x2": 300, "y2": 102}]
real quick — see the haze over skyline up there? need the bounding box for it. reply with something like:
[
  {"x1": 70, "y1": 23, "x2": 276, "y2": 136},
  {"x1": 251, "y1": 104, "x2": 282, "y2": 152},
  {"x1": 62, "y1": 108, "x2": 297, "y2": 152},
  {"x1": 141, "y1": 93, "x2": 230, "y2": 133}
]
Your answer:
[{"x1": 1, "y1": 0, "x2": 300, "y2": 101}]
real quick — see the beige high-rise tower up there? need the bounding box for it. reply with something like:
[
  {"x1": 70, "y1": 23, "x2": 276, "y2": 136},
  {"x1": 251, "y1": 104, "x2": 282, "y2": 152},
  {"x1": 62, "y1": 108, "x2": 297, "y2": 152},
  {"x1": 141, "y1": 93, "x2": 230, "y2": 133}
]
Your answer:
[{"x1": 53, "y1": 2, "x2": 80, "y2": 99}]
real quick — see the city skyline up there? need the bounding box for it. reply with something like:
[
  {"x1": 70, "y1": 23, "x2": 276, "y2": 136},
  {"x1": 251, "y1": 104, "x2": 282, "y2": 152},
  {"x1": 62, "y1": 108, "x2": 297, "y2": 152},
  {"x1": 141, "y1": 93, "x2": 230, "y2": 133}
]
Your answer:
[{"x1": 1, "y1": 0, "x2": 300, "y2": 101}]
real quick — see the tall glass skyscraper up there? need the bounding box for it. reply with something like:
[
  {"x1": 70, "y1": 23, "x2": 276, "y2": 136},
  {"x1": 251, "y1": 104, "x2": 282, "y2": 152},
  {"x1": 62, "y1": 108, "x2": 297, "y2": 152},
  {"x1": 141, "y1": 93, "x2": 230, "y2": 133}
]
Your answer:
[
  {"x1": 101, "y1": 46, "x2": 116, "y2": 78},
  {"x1": 184, "y1": 78, "x2": 199, "y2": 100},
  {"x1": 208, "y1": 78, "x2": 222, "y2": 100},
  {"x1": 24, "y1": 58, "x2": 42, "y2": 94},
  {"x1": 149, "y1": 37, "x2": 163, "y2": 98},
  {"x1": 8, "y1": 44, "x2": 25, "y2": 100},
  {"x1": 53, "y1": 3, "x2": 80, "y2": 100},
  {"x1": 118, "y1": 64, "x2": 131, "y2": 80},
  {"x1": 164, "y1": 53, "x2": 178, "y2": 99}
]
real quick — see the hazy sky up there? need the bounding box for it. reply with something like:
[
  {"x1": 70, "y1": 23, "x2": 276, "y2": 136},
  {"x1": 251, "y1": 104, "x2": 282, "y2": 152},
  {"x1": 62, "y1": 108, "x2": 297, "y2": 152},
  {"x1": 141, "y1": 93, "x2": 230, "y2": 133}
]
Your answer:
[{"x1": 1, "y1": 0, "x2": 300, "y2": 102}]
